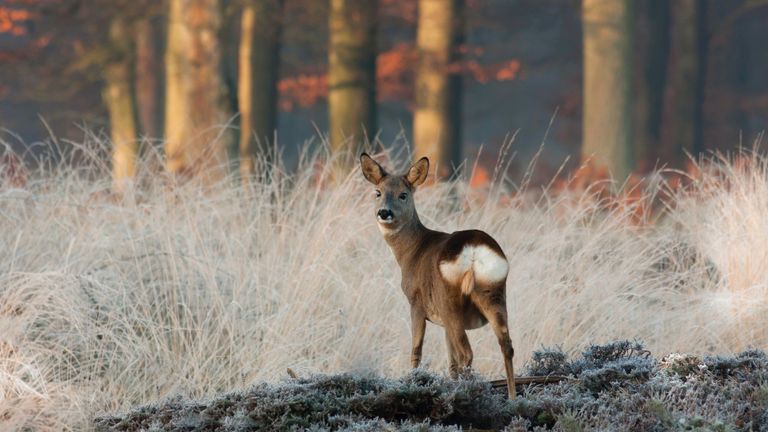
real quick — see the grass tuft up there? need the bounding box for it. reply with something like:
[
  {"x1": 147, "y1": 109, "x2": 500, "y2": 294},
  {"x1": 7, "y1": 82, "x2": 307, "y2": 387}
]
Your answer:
[{"x1": 2, "y1": 139, "x2": 768, "y2": 429}]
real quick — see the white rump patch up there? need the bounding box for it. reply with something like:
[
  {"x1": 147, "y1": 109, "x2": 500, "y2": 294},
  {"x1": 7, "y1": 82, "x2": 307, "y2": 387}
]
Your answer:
[{"x1": 439, "y1": 244, "x2": 509, "y2": 293}]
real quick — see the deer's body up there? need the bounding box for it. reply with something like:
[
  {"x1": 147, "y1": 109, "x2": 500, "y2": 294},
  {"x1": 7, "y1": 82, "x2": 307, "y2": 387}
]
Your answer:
[
  {"x1": 360, "y1": 154, "x2": 516, "y2": 398},
  {"x1": 386, "y1": 226, "x2": 507, "y2": 329}
]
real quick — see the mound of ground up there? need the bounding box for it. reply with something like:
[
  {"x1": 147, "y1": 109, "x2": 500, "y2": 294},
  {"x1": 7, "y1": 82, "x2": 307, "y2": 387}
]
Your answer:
[{"x1": 94, "y1": 341, "x2": 768, "y2": 431}]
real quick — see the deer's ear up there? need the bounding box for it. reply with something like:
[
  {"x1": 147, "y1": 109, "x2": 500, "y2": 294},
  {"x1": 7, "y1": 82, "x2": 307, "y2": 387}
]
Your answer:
[
  {"x1": 360, "y1": 153, "x2": 386, "y2": 184},
  {"x1": 406, "y1": 157, "x2": 429, "y2": 187}
]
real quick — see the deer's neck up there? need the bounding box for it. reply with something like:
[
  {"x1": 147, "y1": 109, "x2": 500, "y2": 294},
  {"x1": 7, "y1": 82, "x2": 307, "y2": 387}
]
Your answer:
[{"x1": 382, "y1": 218, "x2": 431, "y2": 267}]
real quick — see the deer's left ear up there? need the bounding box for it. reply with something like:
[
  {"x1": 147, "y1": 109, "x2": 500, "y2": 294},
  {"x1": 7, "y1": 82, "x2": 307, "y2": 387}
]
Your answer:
[{"x1": 406, "y1": 157, "x2": 429, "y2": 187}]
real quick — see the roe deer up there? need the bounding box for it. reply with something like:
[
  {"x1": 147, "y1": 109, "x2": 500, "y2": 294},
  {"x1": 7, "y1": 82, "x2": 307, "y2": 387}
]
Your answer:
[{"x1": 359, "y1": 153, "x2": 516, "y2": 398}]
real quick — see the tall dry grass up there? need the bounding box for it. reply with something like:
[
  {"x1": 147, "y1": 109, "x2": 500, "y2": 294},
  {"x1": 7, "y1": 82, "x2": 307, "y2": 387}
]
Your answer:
[{"x1": 0, "y1": 137, "x2": 767, "y2": 430}]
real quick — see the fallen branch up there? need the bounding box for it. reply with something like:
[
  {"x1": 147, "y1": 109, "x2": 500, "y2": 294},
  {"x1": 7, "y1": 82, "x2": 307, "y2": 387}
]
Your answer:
[{"x1": 490, "y1": 375, "x2": 570, "y2": 390}]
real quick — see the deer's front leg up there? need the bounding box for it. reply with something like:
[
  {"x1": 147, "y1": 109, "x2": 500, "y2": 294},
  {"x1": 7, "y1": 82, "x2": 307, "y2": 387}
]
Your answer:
[{"x1": 410, "y1": 307, "x2": 426, "y2": 368}]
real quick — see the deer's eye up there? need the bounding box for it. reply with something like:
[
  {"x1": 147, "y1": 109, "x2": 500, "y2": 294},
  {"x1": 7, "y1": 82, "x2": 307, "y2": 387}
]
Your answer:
[
  {"x1": 399, "y1": 193, "x2": 408, "y2": 201},
  {"x1": 375, "y1": 190, "x2": 381, "y2": 198}
]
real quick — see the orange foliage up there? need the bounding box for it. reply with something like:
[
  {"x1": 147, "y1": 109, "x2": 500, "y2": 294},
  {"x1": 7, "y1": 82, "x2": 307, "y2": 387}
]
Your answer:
[
  {"x1": 277, "y1": 44, "x2": 417, "y2": 111},
  {"x1": 0, "y1": 7, "x2": 33, "y2": 36},
  {"x1": 557, "y1": 162, "x2": 654, "y2": 225},
  {"x1": 376, "y1": 43, "x2": 416, "y2": 102},
  {"x1": 450, "y1": 44, "x2": 521, "y2": 83},
  {"x1": 547, "y1": 158, "x2": 713, "y2": 226},
  {"x1": 278, "y1": 44, "x2": 520, "y2": 111},
  {"x1": 494, "y1": 60, "x2": 521, "y2": 81},
  {"x1": 469, "y1": 165, "x2": 489, "y2": 187},
  {"x1": 277, "y1": 73, "x2": 328, "y2": 111},
  {"x1": 450, "y1": 58, "x2": 521, "y2": 84}
]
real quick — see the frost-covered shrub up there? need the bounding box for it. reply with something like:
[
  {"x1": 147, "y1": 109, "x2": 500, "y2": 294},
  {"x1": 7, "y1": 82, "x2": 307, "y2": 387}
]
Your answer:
[
  {"x1": 502, "y1": 416, "x2": 533, "y2": 432},
  {"x1": 526, "y1": 346, "x2": 571, "y2": 376},
  {"x1": 527, "y1": 340, "x2": 653, "y2": 380},
  {"x1": 660, "y1": 353, "x2": 707, "y2": 378},
  {"x1": 569, "y1": 340, "x2": 649, "y2": 374},
  {"x1": 579, "y1": 357, "x2": 656, "y2": 393},
  {"x1": 95, "y1": 343, "x2": 768, "y2": 431},
  {"x1": 322, "y1": 416, "x2": 461, "y2": 432},
  {"x1": 704, "y1": 349, "x2": 768, "y2": 379},
  {"x1": 95, "y1": 371, "x2": 513, "y2": 431}
]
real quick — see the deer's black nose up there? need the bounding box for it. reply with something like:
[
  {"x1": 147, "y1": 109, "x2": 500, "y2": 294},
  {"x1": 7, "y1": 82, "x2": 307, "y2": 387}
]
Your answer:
[{"x1": 378, "y1": 209, "x2": 393, "y2": 220}]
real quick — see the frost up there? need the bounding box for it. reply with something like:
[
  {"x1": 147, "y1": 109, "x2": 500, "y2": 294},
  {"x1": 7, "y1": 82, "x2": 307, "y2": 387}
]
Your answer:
[{"x1": 95, "y1": 342, "x2": 768, "y2": 431}]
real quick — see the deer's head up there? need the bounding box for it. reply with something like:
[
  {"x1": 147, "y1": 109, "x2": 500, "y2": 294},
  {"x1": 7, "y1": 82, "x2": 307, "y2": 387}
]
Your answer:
[{"x1": 360, "y1": 153, "x2": 429, "y2": 234}]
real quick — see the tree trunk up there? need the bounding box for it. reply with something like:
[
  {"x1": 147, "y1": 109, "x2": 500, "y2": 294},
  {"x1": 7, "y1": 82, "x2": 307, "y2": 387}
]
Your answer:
[
  {"x1": 328, "y1": 0, "x2": 377, "y2": 174},
  {"x1": 414, "y1": 0, "x2": 463, "y2": 179},
  {"x1": 165, "y1": 0, "x2": 233, "y2": 183},
  {"x1": 238, "y1": 0, "x2": 284, "y2": 181},
  {"x1": 104, "y1": 18, "x2": 139, "y2": 194},
  {"x1": 134, "y1": 17, "x2": 164, "y2": 140},
  {"x1": 730, "y1": 13, "x2": 751, "y2": 146},
  {"x1": 633, "y1": 0, "x2": 669, "y2": 172},
  {"x1": 581, "y1": 0, "x2": 635, "y2": 181},
  {"x1": 667, "y1": 0, "x2": 707, "y2": 165}
]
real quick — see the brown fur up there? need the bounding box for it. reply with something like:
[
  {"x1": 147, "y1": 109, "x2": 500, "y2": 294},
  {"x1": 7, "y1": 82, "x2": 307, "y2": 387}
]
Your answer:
[{"x1": 360, "y1": 153, "x2": 516, "y2": 398}]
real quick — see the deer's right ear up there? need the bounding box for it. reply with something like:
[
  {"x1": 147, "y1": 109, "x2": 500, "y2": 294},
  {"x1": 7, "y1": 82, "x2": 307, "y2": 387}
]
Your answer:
[{"x1": 360, "y1": 153, "x2": 386, "y2": 184}]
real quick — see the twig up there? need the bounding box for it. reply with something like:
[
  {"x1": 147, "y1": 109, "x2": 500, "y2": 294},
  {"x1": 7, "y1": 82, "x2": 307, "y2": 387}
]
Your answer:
[{"x1": 490, "y1": 375, "x2": 570, "y2": 389}]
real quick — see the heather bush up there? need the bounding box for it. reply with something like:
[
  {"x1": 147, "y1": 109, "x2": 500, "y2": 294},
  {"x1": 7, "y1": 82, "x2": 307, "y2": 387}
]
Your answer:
[
  {"x1": 95, "y1": 371, "x2": 513, "y2": 431},
  {"x1": 96, "y1": 343, "x2": 768, "y2": 431},
  {"x1": 525, "y1": 346, "x2": 570, "y2": 377}
]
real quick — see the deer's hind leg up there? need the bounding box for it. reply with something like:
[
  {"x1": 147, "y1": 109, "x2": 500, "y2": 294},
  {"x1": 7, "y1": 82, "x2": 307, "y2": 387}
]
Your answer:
[
  {"x1": 474, "y1": 291, "x2": 516, "y2": 399},
  {"x1": 444, "y1": 331, "x2": 459, "y2": 378},
  {"x1": 444, "y1": 319, "x2": 473, "y2": 378}
]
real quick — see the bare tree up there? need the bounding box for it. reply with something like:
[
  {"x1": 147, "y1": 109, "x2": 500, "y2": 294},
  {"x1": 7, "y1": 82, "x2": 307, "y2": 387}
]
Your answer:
[
  {"x1": 165, "y1": 0, "x2": 233, "y2": 183},
  {"x1": 103, "y1": 17, "x2": 138, "y2": 193},
  {"x1": 413, "y1": 0, "x2": 464, "y2": 178},
  {"x1": 667, "y1": 0, "x2": 707, "y2": 165},
  {"x1": 581, "y1": 0, "x2": 635, "y2": 180},
  {"x1": 238, "y1": 0, "x2": 284, "y2": 181},
  {"x1": 634, "y1": 0, "x2": 669, "y2": 171},
  {"x1": 328, "y1": 0, "x2": 377, "y2": 173},
  {"x1": 134, "y1": 17, "x2": 164, "y2": 140}
]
